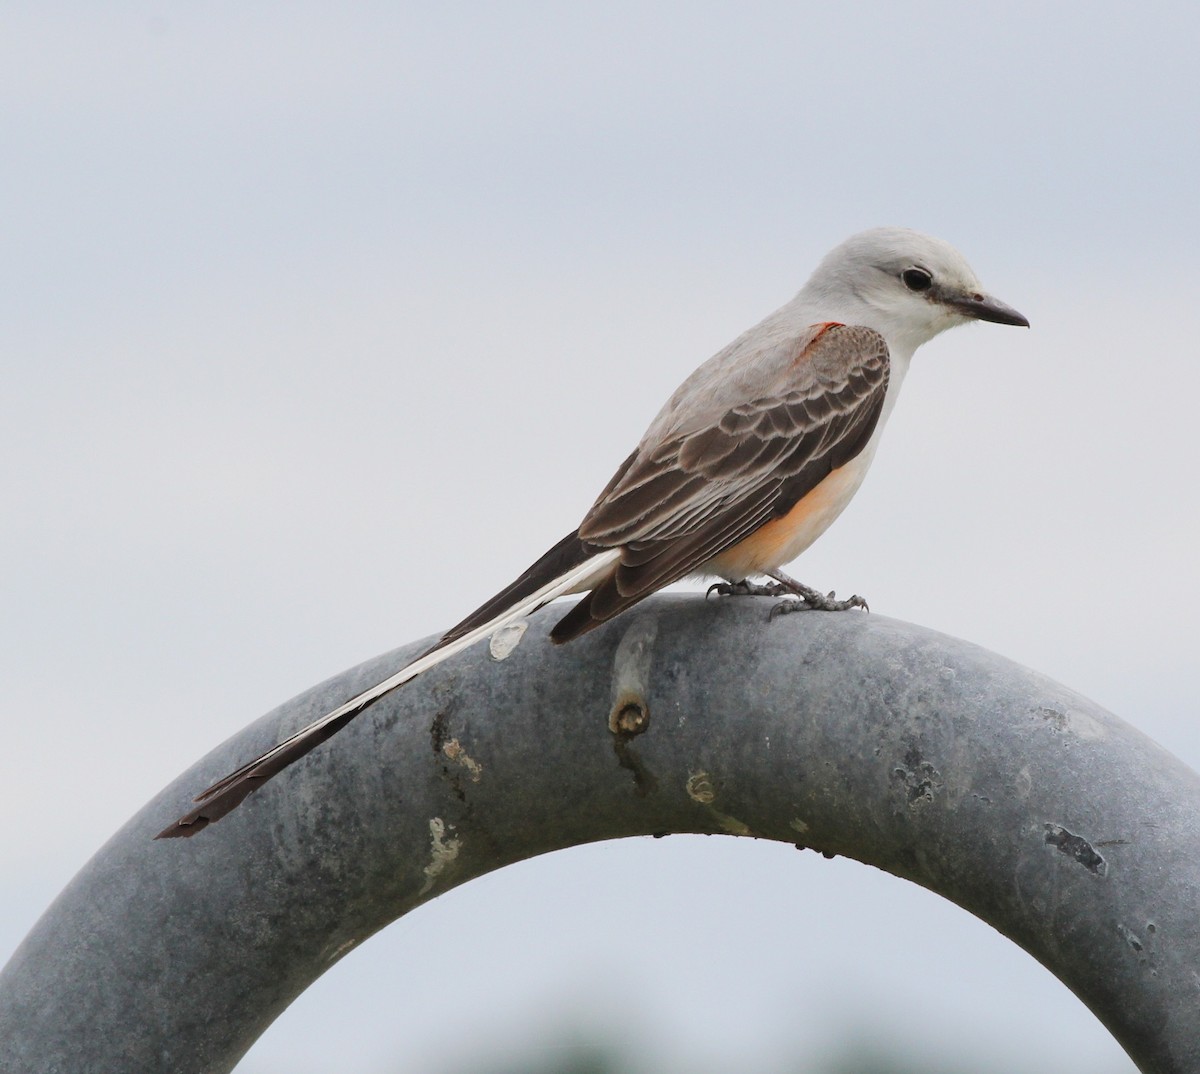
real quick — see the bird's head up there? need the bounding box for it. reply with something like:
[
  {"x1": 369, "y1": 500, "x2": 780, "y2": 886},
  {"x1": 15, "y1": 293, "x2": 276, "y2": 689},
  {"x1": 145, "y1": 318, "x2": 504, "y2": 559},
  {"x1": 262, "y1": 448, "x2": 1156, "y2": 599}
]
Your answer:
[{"x1": 801, "y1": 227, "x2": 1029, "y2": 355}]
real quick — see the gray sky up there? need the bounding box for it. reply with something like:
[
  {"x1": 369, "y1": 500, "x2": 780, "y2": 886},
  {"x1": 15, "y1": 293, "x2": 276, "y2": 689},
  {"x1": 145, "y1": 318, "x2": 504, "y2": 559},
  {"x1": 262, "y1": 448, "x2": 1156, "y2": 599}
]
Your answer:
[{"x1": 3, "y1": 4, "x2": 1198, "y2": 1071}]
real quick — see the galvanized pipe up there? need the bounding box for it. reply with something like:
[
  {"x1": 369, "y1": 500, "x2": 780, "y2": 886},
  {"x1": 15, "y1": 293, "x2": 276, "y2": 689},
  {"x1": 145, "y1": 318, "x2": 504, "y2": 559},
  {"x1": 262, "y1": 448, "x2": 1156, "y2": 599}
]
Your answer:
[{"x1": 1, "y1": 595, "x2": 1195, "y2": 1073}]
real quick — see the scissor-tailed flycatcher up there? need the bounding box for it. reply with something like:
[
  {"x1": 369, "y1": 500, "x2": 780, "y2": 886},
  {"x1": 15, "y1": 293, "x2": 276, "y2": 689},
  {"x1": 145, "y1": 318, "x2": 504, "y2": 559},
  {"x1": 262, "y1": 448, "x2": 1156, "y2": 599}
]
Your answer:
[{"x1": 158, "y1": 228, "x2": 1027, "y2": 838}]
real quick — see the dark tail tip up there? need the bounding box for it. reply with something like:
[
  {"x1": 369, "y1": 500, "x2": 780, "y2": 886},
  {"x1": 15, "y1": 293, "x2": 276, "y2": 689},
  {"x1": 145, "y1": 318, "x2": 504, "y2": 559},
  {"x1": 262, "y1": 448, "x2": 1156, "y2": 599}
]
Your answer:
[
  {"x1": 154, "y1": 778, "x2": 261, "y2": 839},
  {"x1": 152, "y1": 695, "x2": 381, "y2": 840},
  {"x1": 154, "y1": 814, "x2": 211, "y2": 840}
]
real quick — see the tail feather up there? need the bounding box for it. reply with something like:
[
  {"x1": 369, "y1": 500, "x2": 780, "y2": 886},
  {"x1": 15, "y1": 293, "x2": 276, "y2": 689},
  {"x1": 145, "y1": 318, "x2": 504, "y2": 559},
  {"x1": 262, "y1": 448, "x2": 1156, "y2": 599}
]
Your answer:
[
  {"x1": 156, "y1": 542, "x2": 620, "y2": 838},
  {"x1": 437, "y1": 531, "x2": 596, "y2": 646}
]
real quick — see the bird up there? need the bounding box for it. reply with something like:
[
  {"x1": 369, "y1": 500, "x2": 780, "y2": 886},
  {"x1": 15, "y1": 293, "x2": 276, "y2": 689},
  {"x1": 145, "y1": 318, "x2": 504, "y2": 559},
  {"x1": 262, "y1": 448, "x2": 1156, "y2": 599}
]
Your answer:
[{"x1": 156, "y1": 227, "x2": 1028, "y2": 838}]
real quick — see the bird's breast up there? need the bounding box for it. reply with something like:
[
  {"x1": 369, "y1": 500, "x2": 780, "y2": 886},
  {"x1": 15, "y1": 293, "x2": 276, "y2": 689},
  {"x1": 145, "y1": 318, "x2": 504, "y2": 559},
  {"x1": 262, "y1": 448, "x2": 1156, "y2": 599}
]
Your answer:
[{"x1": 702, "y1": 449, "x2": 877, "y2": 581}]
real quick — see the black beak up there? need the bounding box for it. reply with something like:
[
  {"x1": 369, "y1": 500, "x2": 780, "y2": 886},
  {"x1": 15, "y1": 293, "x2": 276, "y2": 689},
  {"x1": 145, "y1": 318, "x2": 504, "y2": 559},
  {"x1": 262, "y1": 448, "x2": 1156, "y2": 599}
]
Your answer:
[{"x1": 946, "y1": 291, "x2": 1030, "y2": 327}]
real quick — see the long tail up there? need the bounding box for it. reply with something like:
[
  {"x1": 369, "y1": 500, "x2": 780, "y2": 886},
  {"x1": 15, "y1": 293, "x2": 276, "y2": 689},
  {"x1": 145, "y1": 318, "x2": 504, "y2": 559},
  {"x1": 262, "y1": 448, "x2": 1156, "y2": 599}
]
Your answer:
[{"x1": 156, "y1": 537, "x2": 620, "y2": 838}]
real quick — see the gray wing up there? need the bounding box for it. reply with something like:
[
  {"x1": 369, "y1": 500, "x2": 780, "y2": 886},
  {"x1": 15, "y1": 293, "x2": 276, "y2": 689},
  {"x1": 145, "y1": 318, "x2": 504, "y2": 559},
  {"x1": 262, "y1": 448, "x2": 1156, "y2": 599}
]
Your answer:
[{"x1": 550, "y1": 323, "x2": 889, "y2": 641}]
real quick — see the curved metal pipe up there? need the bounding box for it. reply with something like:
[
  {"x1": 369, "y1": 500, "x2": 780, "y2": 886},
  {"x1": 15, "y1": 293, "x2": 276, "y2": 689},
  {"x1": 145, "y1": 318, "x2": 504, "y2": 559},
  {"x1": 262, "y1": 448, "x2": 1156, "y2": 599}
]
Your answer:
[{"x1": 1, "y1": 596, "x2": 1196, "y2": 1072}]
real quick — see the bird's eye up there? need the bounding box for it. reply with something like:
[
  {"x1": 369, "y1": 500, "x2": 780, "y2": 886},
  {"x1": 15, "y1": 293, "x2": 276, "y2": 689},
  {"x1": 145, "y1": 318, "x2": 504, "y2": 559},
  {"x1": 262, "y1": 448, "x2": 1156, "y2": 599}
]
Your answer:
[{"x1": 902, "y1": 267, "x2": 933, "y2": 292}]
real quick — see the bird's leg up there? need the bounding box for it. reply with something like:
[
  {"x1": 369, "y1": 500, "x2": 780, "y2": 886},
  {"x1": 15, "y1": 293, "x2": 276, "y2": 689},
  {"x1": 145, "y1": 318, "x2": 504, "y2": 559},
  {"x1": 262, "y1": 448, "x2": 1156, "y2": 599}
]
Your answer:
[
  {"x1": 706, "y1": 579, "x2": 790, "y2": 599},
  {"x1": 763, "y1": 568, "x2": 869, "y2": 614}
]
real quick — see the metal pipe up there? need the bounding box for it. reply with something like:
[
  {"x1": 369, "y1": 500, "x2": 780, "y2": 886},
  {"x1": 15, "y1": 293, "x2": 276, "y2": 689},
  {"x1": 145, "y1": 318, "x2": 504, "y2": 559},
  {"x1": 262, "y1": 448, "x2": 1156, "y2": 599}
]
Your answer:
[{"x1": 1, "y1": 595, "x2": 1195, "y2": 1072}]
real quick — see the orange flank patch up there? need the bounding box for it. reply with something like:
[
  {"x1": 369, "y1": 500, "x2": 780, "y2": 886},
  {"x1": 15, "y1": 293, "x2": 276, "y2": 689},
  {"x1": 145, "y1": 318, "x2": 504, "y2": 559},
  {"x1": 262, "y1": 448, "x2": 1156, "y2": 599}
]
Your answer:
[{"x1": 706, "y1": 456, "x2": 870, "y2": 579}]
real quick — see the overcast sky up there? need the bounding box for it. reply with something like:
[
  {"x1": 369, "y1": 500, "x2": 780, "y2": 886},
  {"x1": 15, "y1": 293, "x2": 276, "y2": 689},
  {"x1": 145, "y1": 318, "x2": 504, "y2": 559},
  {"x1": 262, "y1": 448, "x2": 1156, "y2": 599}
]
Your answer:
[{"x1": 3, "y1": 4, "x2": 1199, "y2": 1072}]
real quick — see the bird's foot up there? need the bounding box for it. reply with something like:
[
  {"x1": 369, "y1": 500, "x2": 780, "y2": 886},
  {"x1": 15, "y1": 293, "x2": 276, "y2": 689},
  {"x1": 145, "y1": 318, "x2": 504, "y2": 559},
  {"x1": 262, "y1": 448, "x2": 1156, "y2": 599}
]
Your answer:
[
  {"x1": 764, "y1": 571, "x2": 869, "y2": 616},
  {"x1": 708, "y1": 573, "x2": 868, "y2": 614},
  {"x1": 706, "y1": 579, "x2": 789, "y2": 599},
  {"x1": 769, "y1": 592, "x2": 869, "y2": 619}
]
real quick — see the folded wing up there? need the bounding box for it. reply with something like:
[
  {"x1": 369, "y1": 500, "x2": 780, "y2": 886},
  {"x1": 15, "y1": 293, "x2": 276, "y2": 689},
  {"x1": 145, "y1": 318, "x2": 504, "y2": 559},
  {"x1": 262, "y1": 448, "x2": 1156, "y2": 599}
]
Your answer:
[{"x1": 550, "y1": 323, "x2": 889, "y2": 640}]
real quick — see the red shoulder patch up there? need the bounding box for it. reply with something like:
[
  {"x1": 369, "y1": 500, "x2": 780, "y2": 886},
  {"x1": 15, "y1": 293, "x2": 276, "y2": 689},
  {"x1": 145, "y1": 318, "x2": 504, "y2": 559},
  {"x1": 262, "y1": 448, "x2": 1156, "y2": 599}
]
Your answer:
[
  {"x1": 797, "y1": 321, "x2": 845, "y2": 361},
  {"x1": 811, "y1": 320, "x2": 845, "y2": 336}
]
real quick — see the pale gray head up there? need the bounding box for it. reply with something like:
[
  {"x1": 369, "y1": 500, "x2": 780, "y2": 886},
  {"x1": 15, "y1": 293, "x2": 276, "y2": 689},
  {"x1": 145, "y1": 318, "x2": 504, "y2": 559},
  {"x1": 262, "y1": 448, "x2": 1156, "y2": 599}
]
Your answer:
[{"x1": 799, "y1": 227, "x2": 1028, "y2": 354}]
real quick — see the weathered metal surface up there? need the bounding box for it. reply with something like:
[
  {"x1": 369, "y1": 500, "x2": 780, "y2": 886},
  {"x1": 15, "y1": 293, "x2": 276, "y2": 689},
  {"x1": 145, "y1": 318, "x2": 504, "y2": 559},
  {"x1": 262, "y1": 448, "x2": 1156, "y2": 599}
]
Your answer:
[{"x1": 1, "y1": 595, "x2": 1194, "y2": 1073}]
